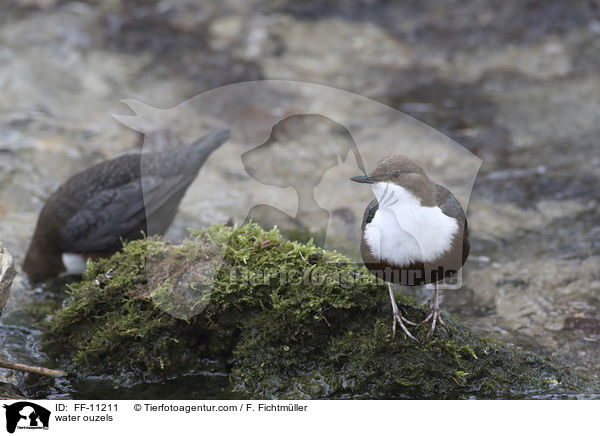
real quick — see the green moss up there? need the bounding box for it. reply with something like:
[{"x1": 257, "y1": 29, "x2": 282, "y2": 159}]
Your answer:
[{"x1": 42, "y1": 223, "x2": 586, "y2": 398}]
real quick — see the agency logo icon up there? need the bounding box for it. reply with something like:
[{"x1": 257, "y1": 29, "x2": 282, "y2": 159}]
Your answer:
[{"x1": 2, "y1": 402, "x2": 50, "y2": 433}]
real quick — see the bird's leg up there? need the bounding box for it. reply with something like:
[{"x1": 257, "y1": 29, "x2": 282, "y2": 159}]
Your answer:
[
  {"x1": 387, "y1": 282, "x2": 418, "y2": 341},
  {"x1": 418, "y1": 282, "x2": 446, "y2": 337}
]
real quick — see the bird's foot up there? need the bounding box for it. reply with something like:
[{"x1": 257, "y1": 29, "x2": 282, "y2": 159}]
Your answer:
[
  {"x1": 392, "y1": 308, "x2": 419, "y2": 342},
  {"x1": 418, "y1": 302, "x2": 447, "y2": 337}
]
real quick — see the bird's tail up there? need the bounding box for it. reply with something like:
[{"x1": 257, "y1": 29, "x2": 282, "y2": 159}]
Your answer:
[
  {"x1": 183, "y1": 128, "x2": 231, "y2": 170},
  {"x1": 189, "y1": 128, "x2": 231, "y2": 154}
]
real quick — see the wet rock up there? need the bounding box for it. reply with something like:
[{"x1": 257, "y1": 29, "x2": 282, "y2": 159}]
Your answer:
[
  {"x1": 495, "y1": 278, "x2": 528, "y2": 289},
  {"x1": 243, "y1": 15, "x2": 416, "y2": 95},
  {"x1": 463, "y1": 254, "x2": 600, "y2": 359},
  {"x1": 0, "y1": 382, "x2": 25, "y2": 400},
  {"x1": 279, "y1": 0, "x2": 598, "y2": 49},
  {"x1": 491, "y1": 74, "x2": 600, "y2": 146},
  {"x1": 477, "y1": 170, "x2": 599, "y2": 209},
  {"x1": 6, "y1": 0, "x2": 58, "y2": 11},
  {"x1": 563, "y1": 317, "x2": 600, "y2": 334},
  {"x1": 384, "y1": 79, "x2": 514, "y2": 164},
  {"x1": 102, "y1": 0, "x2": 211, "y2": 53}
]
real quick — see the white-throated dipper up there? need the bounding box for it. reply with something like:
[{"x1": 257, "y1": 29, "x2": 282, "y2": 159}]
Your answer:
[
  {"x1": 23, "y1": 128, "x2": 230, "y2": 282},
  {"x1": 351, "y1": 154, "x2": 469, "y2": 339}
]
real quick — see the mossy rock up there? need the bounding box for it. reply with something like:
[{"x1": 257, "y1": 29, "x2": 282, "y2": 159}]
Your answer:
[{"x1": 42, "y1": 224, "x2": 584, "y2": 398}]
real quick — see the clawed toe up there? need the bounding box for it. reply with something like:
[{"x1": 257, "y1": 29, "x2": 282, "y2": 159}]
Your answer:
[
  {"x1": 419, "y1": 308, "x2": 446, "y2": 337},
  {"x1": 402, "y1": 315, "x2": 417, "y2": 326},
  {"x1": 392, "y1": 312, "x2": 419, "y2": 342},
  {"x1": 388, "y1": 282, "x2": 418, "y2": 341}
]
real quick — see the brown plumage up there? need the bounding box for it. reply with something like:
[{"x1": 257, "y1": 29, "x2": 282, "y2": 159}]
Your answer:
[{"x1": 23, "y1": 129, "x2": 230, "y2": 282}]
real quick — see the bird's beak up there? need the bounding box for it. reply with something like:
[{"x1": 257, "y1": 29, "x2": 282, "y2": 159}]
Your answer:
[{"x1": 350, "y1": 174, "x2": 375, "y2": 184}]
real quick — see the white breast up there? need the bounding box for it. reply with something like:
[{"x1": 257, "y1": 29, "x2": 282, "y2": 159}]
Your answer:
[{"x1": 364, "y1": 183, "x2": 459, "y2": 266}]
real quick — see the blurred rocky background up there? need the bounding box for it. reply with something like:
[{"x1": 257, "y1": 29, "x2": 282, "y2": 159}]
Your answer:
[{"x1": 0, "y1": 0, "x2": 599, "y2": 397}]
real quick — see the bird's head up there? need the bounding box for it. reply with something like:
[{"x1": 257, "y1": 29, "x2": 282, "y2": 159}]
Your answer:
[
  {"x1": 22, "y1": 233, "x2": 66, "y2": 283},
  {"x1": 350, "y1": 154, "x2": 436, "y2": 206}
]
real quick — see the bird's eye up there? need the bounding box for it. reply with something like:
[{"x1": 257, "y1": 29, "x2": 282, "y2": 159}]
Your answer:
[{"x1": 392, "y1": 170, "x2": 401, "y2": 178}]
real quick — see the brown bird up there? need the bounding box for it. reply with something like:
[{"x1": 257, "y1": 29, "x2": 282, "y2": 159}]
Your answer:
[
  {"x1": 351, "y1": 154, "x2": 469, "y2": 339},
  {"x1": 23, "y1": 129, "x2": 230, "y2": 282}
]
